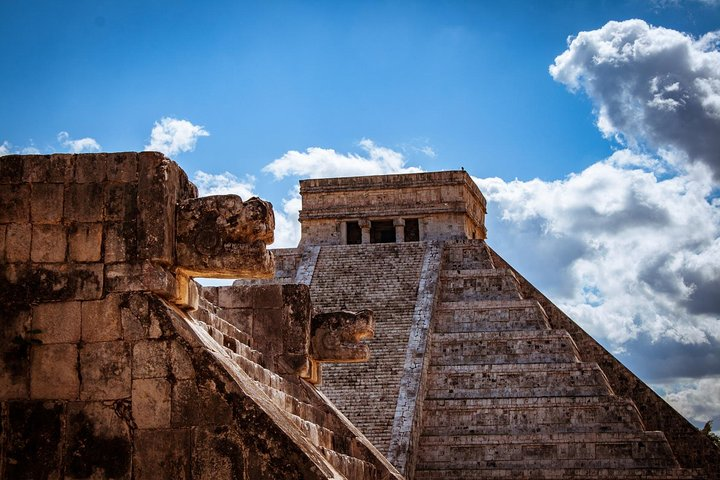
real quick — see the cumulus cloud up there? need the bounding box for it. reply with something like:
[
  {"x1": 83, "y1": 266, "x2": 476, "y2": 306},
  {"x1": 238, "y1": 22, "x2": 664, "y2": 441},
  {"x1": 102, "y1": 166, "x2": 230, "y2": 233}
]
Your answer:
[
  {"x1": 0, "y1": 141, "x2": 10, "y2": 156},
  {"x1": 145, "y1": 117, "x2": 209, "y2": 157},
  {"x1": 662, "y1": 376, "x2": 720, "y2": 426},
  {"x1": 475, "y1": 152, "x2": 720, "y2": 348},
  {"x1": 263, "y1": 138, "x2": 422, "y2": 180},
  {"x1": 57, "y1": 131, "x2": 101, "y2": 153},
  {"x1": 193, "y1": 171, "x2": 256, "y2": 200},
  {"x1": 550, "y1": 20, "x2": 720, "y2": 178}
]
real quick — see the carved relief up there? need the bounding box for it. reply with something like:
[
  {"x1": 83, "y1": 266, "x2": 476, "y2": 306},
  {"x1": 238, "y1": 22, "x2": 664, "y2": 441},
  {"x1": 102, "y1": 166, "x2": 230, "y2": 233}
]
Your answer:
[
  {"x1": 310, "y1": 309, "x2": 375, "y2": 363},
  {"x1": 175, "y1": 195, "x2": 275, "y2": 278}
]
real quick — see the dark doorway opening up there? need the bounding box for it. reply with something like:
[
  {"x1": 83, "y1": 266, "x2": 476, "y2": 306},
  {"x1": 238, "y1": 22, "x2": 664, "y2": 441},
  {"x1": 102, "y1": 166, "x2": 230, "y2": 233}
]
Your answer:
[
  {"x1": 346, "y1": 221, "x2": 361, "y2": 244},
  {"x1": 405, "y1": 218, "x2": 419, "y2": 242},
  {"x1": 370, "y1": 220, "x2": 395, "y2": 243}
]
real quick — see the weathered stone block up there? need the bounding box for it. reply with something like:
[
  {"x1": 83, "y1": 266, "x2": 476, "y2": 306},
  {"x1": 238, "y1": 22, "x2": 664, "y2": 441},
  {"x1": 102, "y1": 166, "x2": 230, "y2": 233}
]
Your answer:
[
  {"x1": 74, "y1": 153, "x2": 106, "y2": 183},
  {"x1": 64, "y1": 402, "x2": 132, "y2": 479},
  {"x1": 31, "y1": 224, "x2": 67, "y2": 262},
  {"x1": 104, "y1": 221, "x2": 136, "y2": 263},
  {"x1": 6, "y1": 223, "x2": 31, "y2": 262},
  {"x1": 191, "y1": 426, "x2": 245, "y2": 479},
  {"x1": 31, "y1": 183, "x2": 64, "y2": 223},
  {"x1": 0, "y1": 155, "x2": 24, "y2": 183},
  {"x1": 133, "y1": 429, "x2": 190, "y2": 480},
  {"x1": 68, "y1": 223, "x2": 102, "y2": 262},
  {"x1": 80, "y1": 341, "x2": 132, "y2": 400},
  {"x1": 104, "y1": 262, "x2": 177, "y2": 300},
  {"x1": 119, "y1": 293, "x2": 163, "y2": 340},
  {"x1": 0, "y1": 309, "x2": 31, "y2": 399},
  {"x1": 65, "y1": 183, "x2": 104, "y2": 222},
  {"x1": 27, "y1": 263, "x2": 104, "y2": 301},
  {"x1": 0, "y1": 224, "x2": 5, "y2": 262},
  {"x1": 0, "y1": 184, "x2": 30, "y2": 222},
  {"x1": 218, "y1": 285, "x2": 253, "y2": 308},
  {"x1": 23, "y1": 154, "x2": 73, "y2": 183},
  {"x1": 32, "y1": 300, "x2": 81, "y2": 344},
  {"x1": 175, "y1": 195, "x2": 275, "y2": 278},
  {"x1": 30, "y1": 343, "x2": 80, "y2": 399},
  {"x1": 132, "y1": 377, "x2": 171, "y2": 429},
  {"x1": 3, "y1": 401, "x2": 65, "y2": 479},
  {"x1": 133, "y1": 340, "x2": 169, "y2": 379},
  {"x1": 82, "y1": 295, "x2": 122, "y2": 342},
  {"x1": 105, "y1": 152, "x2": 138, "y2": 183},
  {"x1": 137, "y1": 152, "x2": 178, "y2": 264},
  {"x1": 104, "y1": 183, "x2": 138, "y2": 221},
  {"x1": 170, "y1": 340, "x2": 195, "y2": 380}
]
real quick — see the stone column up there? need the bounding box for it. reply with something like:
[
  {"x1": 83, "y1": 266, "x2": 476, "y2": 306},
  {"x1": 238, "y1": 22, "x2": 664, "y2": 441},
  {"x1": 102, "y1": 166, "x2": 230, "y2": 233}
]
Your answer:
[
  {"x1": 359, "y1": 219, "x2": 371, "y2": 244},
  {"x1": 394, "y1": 218, "x2": 405, "y2": 243},
  {"x1": 339, "y1": 221, "x2": 347, "y2": 245}
]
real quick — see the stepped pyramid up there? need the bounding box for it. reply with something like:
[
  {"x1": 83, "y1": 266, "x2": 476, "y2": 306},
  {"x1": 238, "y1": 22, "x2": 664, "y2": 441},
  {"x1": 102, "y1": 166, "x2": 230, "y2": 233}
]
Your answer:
[
  {"x1": 264, "y1": 170, "x2": 720, "y2": 479},
  {"x1": 1, "y1": 154, "x2": 717, "y2": 479}
]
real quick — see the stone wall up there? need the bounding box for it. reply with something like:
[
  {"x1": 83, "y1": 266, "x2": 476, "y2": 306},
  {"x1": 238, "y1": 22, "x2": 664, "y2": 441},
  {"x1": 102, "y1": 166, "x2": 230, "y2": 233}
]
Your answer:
[{"x1": 0, "y1": 153, "x2": 403, "y2": 480}]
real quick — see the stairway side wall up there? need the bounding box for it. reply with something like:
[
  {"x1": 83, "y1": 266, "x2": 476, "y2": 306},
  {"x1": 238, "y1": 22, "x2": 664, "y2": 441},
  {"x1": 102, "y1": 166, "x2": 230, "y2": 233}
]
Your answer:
[{"x1": 487, "y1": 245, "x2": 720, "y2": 479}]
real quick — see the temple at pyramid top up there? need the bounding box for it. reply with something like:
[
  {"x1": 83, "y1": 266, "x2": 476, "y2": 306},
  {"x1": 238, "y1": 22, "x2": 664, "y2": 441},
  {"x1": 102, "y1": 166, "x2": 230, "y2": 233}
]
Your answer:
[{"x1": 298, "y1": 170, "x2": 487, "y2": 245}]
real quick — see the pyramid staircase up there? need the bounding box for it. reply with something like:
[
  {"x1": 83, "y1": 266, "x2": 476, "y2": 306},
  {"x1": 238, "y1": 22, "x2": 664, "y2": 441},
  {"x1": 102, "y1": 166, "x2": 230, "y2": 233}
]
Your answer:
[
  {"x1": 414, "y1": 240, "x2": 702, "y2": 479},
  {"x1": 188, "y1": 297, "x2": 399, "y2": 480}
]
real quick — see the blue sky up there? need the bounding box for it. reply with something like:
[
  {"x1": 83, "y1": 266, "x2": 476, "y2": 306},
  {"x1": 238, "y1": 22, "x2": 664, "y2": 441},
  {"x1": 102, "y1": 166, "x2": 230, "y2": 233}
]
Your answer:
[{"x1": 2, "y1": 1, "x2": 720, "y2": 430}]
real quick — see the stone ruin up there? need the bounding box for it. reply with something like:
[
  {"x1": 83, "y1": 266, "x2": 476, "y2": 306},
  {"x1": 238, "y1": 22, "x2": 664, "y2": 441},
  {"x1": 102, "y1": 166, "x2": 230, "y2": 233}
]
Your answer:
[{"x1": 0, "y1": 152, "x2": 718, "y2": 479}]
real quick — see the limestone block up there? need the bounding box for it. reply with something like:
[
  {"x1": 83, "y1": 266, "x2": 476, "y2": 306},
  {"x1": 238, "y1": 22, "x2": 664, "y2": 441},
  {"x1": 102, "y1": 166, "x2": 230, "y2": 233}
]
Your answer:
[
  {"x1": 106, "y1": 152, "x2": 138, "y2": 182},
  {"x1": 80, "y1": 341, "x2": 132, "y2": 400},
  {"x1": 132, "y1": 377, "x2": 171, "y2": 429},
  {"x1": 3, "y1": 401, "x2": 64, "y2": 479},
  {"x1": 65, "y1": 183, "x2": 104, "y2": 222},
  {"x1": 104, "y1": 262, "x2": 177, "y2": 300},
  {"x1": 30, "y1": 183, "x2": 64, "y2": 223},
  {"x1": 170, "y1": 340, "x2": 195, "y2": 380},
  {"x1": 0, "y1": 224, "x2": 5, "y2": 262},
  {"x1": 191, "y1": 427, "x2": 245, "y2": 480},
  {"x1": 32, "y1": 301, "x2": 81, "y2": 344},
  {"x1": 0, "y1": 309, "x2": 31, "y2": 399},
  {"x1": 133, "y1": 340, "x2": 169, "y2": 379},
  {"x1": 0, "y1": 184, "x2": 30, "y2": 222},
  {"x1": 30, "y1": 343, "x2": 80, "y2": 399},
  {"x1": 133, "y1": 429, "x2": 190, "y2": 480},
  {"x1": 0, "y1": 155, "x2": 24, "y2": 183},
  {"x1": 104, "y1": 222, "x2": 135, "y2": 263},
  {"x1": 176, "y1": 195, "x2": 275, "y2": 278},
  {"x1": 68, "y1": 223, "x2": 102, "y2": 262},
  {"x1": 30, "y1": 263, "x2": 105, "y2": 300},
  {"x1": 31, "y1": 224, "x2": 67, "y2": 262},
  {"x1": 104, "y1": 183, "x2": 137, "y2": 222},
  {"x1": 137, "y1": 152, "x2": 178, "y2": 264},
  {"x1": 119, "y1": 293, "x2": 162, "y2": 340},
  {"x1": 218, "y1": 285, "x2": 253, "y2": 308},
  {"x1": 64, "y1": 402, "x2": 132, "y2": 479},
  {"x1": 74, "y1": 153, "x2": 106, "y2": 183},
  {"x1": 23, "y1": 154, "x2": 73, "y2": 183},
  {"x1": 82, "y1": 295, "x2": 122, "y2": 342},
  {"x1": 6, "y1": 223, "x2": 31, "y2": 262}
]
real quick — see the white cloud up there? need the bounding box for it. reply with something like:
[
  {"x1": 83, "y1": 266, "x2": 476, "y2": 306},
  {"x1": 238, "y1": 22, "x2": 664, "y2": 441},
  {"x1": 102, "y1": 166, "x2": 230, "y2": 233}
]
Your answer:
[
  {"x1": 193, "y1": 171, "x2": 256, "y2": 200},
  {"x1": 144, "y1": 117, "x2": 209, "y2": 157},
  {"x1": 262, "y1": 138, "x2": 423, "y2": 180},
  {"x1": 475, "y1": 151, "x2": 720, "y2": 348},
  {"x1": 57, "y1": 131, "x2": 101, "y2": 153},
  {"x1": 0, "y1": 141, "x2": 10, "y2": 156},
  {"x1": 550, "y1": 20, "x2": 720, "y2": 178},
  {"x1": 662, "y1": 376, "x2": 720, "y2": 426}
]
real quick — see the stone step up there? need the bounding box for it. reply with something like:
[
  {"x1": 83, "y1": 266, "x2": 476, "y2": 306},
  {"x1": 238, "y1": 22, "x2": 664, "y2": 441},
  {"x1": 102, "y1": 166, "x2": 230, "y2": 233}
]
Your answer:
[
  {"x1": 434, "y1": 300, "x2": 550, "y2": 333},
  {"x1": 430, "y1": 330, "x2": 581, "y2": 365},
  {"x1": 416, "y1": 431, "x2": 680, "y2": 470},
  {"x1": 443, "y1": 241, "x2": 496, "y2": 270},
  {"x1": 320, "y1": 447, "x2": 379, "y2": 480},
  {"x1": 426, "y1": 363, "x2": 613, "y2": 399},
  {"x1": 421, "y1": 396, "x2": 645, "y2": 435},
  {"x1": 414, "y1": 467, "x2": 703, "y2": 479},
  {"x1": 287, "y1": 412, "x2": 335, "y2": 451},
  {"x1": 440, "y1": 269, "x2": 522, "y2": 302}
]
